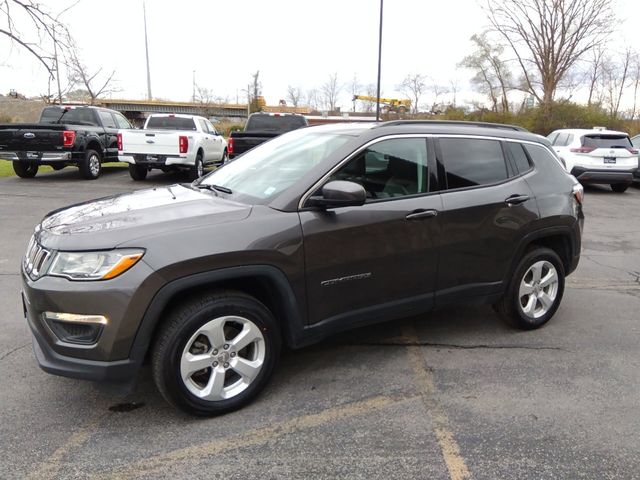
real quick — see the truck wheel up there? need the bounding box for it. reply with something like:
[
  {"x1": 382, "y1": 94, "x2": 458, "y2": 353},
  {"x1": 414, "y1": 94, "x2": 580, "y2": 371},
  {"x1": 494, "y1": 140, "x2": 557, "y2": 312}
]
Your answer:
[
  {"x1": 610, "y1": 183, "x2": 629, "y2": 193},
  {"x1": 495, "y1": 247, "x2": 565, "y2": 330},
  {"x1": 152, "y1": 291, "x2": 281, "y2": 416},
  {"x1": 221, "y1": 148, "x2": 229, "y2": 164},
  {"x1": 128, "y1": 164, "x2": 148, "y2": 181},
  {"x1": 12, "y1": 161, "x2": 38, "y2": 178},
  {"x1": 79, "y1": 149, "x2": 102, "y2": 180},
  {"x1": 189, "y1": 152, "x2": 204, "y2": 181}
]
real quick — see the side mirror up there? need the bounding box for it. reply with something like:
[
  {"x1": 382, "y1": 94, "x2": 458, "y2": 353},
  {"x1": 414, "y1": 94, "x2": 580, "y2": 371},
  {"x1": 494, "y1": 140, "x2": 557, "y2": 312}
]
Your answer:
[{"x1": 307, "y1": 180, "x2": 366, "y2": 209}]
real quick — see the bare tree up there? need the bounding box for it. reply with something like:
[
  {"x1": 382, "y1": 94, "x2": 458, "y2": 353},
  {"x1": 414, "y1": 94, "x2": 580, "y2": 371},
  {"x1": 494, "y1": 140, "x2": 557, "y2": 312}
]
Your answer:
[
  {"x1": 585, "y1": 47, "x2": 606, "y2": 106},
  {"x1": 0, "y1": 0, "x2": 77, "y2": 77},
  {"x1": 428, "y1": 82, "x2": 450, "y2": 114},
  {"x1": 630, "y1": 55, "x2": 640, "y2": 119},
  {"x1": 321, "y1": 72, "x2": 341, "y2": 111},
  {"x1": 398, "y1": 73, "x2": 426, "y2": 114},
  {"x1": 601, "y1": 48, "x2": 634, "y2": 118},
  {"x1": 349, "y1": 74, "x2": 361, "y2": 112},
  {"x1": 460, "y1": 32, "x2": 513, "y2": 112},
  {"x1": 286, "y1": 85, "x2": 301, "y2": 107},
  {"x1": 484, "y1": 0, "x2": 615, "y2": 113},
  {"x1": 66, "y1": 44, "x2": 118, "y2": 105},
  {"x1": 250, "y1": 70, "x2": 261, "y2": 101},
  {"x1": 305, "y1": 88, "x2": 320, "y2": 111}
]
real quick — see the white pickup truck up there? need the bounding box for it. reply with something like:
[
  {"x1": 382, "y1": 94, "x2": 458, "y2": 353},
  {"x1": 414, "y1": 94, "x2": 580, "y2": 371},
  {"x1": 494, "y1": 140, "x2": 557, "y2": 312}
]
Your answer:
[{"x1": 118, "y1": 114, "x2": 228, "y2": 181}]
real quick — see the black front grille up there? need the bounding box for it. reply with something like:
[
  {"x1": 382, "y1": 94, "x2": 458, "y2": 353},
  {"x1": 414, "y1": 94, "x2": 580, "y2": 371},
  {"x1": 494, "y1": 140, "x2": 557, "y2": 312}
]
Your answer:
[{"x1": 23, "y1": 235, "x2": 51, "y2": 280}]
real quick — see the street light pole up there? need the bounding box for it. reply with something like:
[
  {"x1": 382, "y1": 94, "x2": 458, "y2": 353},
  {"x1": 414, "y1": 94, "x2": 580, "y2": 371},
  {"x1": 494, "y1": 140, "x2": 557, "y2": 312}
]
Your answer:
[
  {"x1": 143, "y1": 1, "x2": 152, "y2": 100},
  {"x1": 375, "y1": 0, "x2": 384, "y2": 121}
]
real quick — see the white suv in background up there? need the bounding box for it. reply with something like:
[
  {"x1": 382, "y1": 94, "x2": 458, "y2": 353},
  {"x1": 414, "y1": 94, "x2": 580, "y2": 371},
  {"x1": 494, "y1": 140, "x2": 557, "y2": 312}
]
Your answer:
[{"x1": 548, "y1": 127, "x2": 639, "y2": 192}]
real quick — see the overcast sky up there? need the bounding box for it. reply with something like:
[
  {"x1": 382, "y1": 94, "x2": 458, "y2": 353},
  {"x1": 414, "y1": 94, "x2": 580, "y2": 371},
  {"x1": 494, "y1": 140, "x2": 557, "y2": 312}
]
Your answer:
[{"x1": 1, "y1": 0, "x2": 639, "y2": 109}]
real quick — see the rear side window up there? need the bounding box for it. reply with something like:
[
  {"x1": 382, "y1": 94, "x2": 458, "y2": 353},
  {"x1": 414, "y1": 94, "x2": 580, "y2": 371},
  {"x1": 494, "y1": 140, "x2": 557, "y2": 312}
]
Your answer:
[
  {"x1": 439, "y1": 138, "x2": 508, "y2": 189},
  {"x1": 506, "y1": 142, "x2": 532, "y2": 174},
  {"x1": 582, "y1": 135, "x2": 632, "y2": 149},
  {"x1": 146, "y1": 116, "x2": 197, "y2": 131}
]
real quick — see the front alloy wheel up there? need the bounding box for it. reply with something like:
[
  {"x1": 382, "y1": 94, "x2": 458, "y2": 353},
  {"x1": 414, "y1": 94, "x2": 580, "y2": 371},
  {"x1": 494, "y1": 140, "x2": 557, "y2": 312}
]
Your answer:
[
  {"x1": 180, "y1": 316, "x2": 266, "y2": 401},
  {"x1": 152, "y1": 291, "x2": 280, "y2": 416}
]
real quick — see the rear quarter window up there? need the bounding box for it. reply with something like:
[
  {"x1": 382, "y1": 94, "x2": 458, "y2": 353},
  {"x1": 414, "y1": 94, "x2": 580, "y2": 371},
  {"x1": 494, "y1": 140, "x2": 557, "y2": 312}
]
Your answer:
[{"x1": 506, "y1": 142, "x2": 532, "y2": 174}]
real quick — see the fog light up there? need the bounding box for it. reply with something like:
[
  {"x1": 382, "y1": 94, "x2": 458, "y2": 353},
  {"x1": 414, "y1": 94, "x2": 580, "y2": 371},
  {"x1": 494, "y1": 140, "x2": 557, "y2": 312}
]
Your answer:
[{"x1": 43, "y1": 312, "x2": 107, "y2": 345}]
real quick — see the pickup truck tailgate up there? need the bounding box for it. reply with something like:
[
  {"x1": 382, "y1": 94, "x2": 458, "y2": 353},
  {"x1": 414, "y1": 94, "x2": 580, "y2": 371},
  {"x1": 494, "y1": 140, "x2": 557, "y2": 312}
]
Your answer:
[
  {"x1": 120, "y1": 130, "x2": 182, "y2": 155},
  {"x1": 0, "y1": 124, "x2": 66, "y2": 152}
]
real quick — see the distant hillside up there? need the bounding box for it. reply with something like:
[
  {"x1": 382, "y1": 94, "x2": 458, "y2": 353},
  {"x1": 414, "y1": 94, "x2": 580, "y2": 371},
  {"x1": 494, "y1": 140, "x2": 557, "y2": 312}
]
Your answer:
[{"x1": 0, "y1": 98, "x2": 46, "y2": 122}]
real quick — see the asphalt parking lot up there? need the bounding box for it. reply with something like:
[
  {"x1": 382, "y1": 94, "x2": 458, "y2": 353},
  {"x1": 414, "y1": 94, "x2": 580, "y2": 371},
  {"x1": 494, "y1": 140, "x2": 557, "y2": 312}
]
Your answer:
[{"x1": 1, "y1": 166, "x2": 639, "y2": 479}]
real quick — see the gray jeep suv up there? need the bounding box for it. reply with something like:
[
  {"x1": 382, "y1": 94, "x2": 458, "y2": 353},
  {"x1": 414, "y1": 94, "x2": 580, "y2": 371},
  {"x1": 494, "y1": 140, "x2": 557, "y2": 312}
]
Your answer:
[{"x1": 21, "y1": 121, "x2": 584, "y2": 415}]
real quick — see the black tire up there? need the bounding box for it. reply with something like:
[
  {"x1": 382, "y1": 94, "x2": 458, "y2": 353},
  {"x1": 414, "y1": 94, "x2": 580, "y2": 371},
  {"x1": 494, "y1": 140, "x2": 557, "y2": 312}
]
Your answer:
[
  {"x1": 152, "y1": 291, "x2": 281, "y2": 416},
  {"x1": 189, "y1": 152, "x2": 204, "y2": 181},
  {"x1": 610, "y1": 183, "x2": 629, "y2": 193},
  {"x1": 128, "y1": 163, "x2": 148, "y2": 181},
  {"x1": 79, "y1": 149, "x2": 102, "y2": 180},
  {"x1": 495, "y1": 247, "x2": 565, "y2": 330},
  {"x1": 12, "y1": 161, "x2": 38, "y2": 178},
  {"x1": 221, "y1": 148, "x2": 229, "y2": 164}
]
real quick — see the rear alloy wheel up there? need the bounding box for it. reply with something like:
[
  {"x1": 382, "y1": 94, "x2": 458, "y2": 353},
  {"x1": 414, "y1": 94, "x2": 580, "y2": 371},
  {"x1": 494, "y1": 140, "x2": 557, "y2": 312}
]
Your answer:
[
  {"x1": 189, "y1": 152, "x2": 204, "y2": 181},
  {"x1": 128, "y1": 164, "x2": 148, "y2": 181},
  {"x1": 495, "y1": 247, "x2": 565, "y2": 330},
  {"x1": 610, "y1": 183, "x2": 629, "y2": 193},
  {"x1": 12, "y1": 161, "x2": 38, "y2": 178},
  {"x1": 79, "y1": 149, "x2": 102, "y2": 180},
  {"x1": 152, "y1": 291, "x2": 280, "y2": 416}
]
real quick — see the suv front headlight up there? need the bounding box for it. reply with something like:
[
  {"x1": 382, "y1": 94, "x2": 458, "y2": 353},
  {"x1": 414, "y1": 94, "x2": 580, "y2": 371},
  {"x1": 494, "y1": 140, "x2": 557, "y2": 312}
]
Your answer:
[{"x1": 47, "y1": 249, "x2": 144, "y2": 281}]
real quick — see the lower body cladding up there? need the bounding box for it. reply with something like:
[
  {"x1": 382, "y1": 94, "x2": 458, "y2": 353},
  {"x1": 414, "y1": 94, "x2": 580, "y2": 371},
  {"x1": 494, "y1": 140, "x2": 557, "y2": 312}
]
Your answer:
[{"x1": 20, "y1": 261, "x2": 163, "y2": 384}]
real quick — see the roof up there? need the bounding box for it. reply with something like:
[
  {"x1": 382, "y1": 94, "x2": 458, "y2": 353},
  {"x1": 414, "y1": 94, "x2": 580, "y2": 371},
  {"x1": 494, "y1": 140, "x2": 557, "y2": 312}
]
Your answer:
[{"x1": 552, "y1": 128, "x2": 630, "y2": 136}]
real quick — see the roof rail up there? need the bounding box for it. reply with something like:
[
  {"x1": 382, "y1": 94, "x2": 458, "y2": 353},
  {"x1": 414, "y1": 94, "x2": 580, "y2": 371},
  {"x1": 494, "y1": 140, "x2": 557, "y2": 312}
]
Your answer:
[{"x1": 376, "y1": 120, "x2": 528, "y2": 132}]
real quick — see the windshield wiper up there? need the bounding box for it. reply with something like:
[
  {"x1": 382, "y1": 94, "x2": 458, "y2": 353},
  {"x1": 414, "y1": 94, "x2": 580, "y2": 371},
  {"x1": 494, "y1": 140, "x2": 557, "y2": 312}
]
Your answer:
[
  {"x1": 55, "y1": 108, "x2": 69, "y2": 123},
  {"x1": 196, "y1": 184, "x2": 233, "y2": 194}
]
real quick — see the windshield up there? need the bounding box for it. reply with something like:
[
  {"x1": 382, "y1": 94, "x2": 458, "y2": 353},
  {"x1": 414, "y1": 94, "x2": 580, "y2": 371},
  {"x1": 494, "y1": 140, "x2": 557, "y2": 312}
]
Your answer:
[
  {"x1": 199, "y1": 129, "x2": 351, "y2": 204},
  {"x1": 146, "y1": 116, "x2": 197, "y2": 131}
]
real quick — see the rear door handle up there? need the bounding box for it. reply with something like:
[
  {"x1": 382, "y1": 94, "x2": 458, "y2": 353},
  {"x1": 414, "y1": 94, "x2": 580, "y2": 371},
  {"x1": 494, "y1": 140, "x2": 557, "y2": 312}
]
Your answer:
[
  {"x1": 405, "y1": 209, "x2": 438, "y2": 221},
  {"x1": 505, "y1": 194, "x2": 530, "y2": 206}
]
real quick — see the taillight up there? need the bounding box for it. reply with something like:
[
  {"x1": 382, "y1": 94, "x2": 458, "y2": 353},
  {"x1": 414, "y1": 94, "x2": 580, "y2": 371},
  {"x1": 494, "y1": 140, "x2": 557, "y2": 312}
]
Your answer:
[
  {"x1": 572, "y1": 183, "x2": 584, "y2": 205},
  {"x1": 62, "y1": 130, "x2": 76, "y2": 147},
  {"x1": 179, "y1": 135, "x2": 188, "y2": 154},
  {"x1": 627, "y1": 147, "x2": 638, "y2": 154},
  {"x1": 570, "y1": 146, "x2": 595, "y2": 153},
  {"x1": 227, "y1": 137, "x2": 234, "y2": 155},
  {"x1": 117, "y1": 133, "x2": 123, "y2": 151}
]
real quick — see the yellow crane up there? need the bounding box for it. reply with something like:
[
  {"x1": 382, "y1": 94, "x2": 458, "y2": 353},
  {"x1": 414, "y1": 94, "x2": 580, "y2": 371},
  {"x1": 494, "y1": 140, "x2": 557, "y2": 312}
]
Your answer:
[{"x1": 352, "y1": 95, "x2": 411, "y2": 114}]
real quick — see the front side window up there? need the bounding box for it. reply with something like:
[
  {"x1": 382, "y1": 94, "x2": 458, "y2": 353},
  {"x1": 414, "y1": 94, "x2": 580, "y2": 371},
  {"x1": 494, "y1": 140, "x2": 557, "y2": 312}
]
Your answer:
[
  {"x1": 329, "y1": 138, "x2": 428, "y2": 199},
  {"x1": 114, "y1": 113, "x2": 132, "y2": 129},
  {"x1": 98, "y1": 111, "x2": 116, "y2": 129},
  {"x1": 440, "y1": 138, "x2": 508, "y2": 189}
]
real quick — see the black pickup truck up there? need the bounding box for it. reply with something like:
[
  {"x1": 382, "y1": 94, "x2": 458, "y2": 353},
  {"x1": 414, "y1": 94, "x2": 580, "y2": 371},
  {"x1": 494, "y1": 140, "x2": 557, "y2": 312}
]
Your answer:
[
  {"x1": 227, "y1": 112, "x2": 308, "y2": 159},
  {"x1": 0, "y1": 105, "x2": 133, "y2": 179}
]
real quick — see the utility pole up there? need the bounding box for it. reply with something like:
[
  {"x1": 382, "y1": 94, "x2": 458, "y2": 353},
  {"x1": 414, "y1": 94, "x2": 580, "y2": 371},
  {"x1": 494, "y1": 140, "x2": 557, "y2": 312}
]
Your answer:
[
  {"x1": 192, "y1": 70, "x2": 196, "y2": 102},
  {"x1": 143, "y1": 1, "x2": 152, "y2": 100},
  {"x1": 375, "y1": 0, "x2": 384, "y2": 121},
  {"x1": 52, "y1": 26, "x2": 62, "y2": 104}
]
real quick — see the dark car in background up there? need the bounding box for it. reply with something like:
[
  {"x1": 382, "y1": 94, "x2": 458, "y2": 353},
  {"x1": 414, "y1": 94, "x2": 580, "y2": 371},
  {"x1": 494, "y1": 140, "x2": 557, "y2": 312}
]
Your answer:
[
  {"x1": 0, "y1": 105, "x2": 133, "y2": 179},
  {"x1": 227, "y1": 112, "x2": 308, "y2": 158},
  {"x1": 21, "y1": 120, "x2": 583, "y2": 416}
]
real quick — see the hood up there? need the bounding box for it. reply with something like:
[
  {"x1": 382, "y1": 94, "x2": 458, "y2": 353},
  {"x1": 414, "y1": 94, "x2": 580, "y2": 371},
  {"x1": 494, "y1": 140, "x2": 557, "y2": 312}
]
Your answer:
[{"x1": 37, "y1": 184, "x2": 251, "y2": 250}]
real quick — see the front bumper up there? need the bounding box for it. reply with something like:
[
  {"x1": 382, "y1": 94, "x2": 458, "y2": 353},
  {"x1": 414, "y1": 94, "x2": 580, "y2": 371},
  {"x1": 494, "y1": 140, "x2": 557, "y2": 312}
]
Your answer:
[
  {"x1": 0, "y1": 151, "x2": 72, "y2": 163},
  {"x1": 21, "y1": 260, "x2": 162, "y2": 383},
  {"x1": 570, "y1": 166, "x2": 634, "y2": 184}
]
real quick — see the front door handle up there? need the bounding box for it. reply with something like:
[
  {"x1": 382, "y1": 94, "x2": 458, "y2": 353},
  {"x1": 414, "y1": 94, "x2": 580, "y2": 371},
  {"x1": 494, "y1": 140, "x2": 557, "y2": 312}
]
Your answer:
[
  {"x1": 405, "y1": 209, "x2": 438, "y2": 221},
  {"x1": 505, "y1": 194, "x2": 530, "y2": 206}
]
